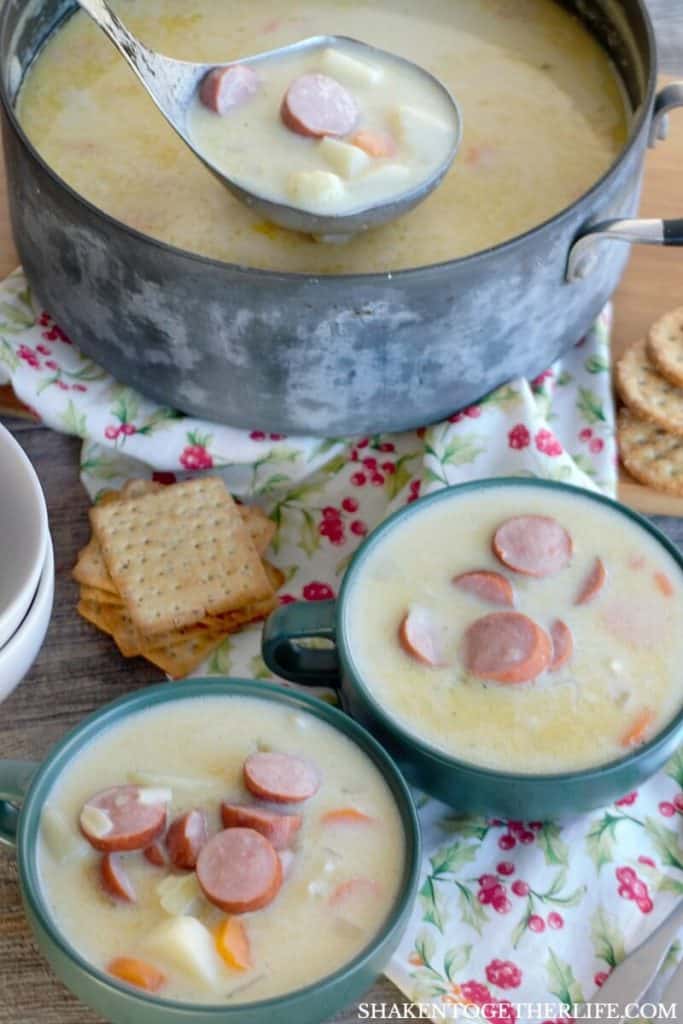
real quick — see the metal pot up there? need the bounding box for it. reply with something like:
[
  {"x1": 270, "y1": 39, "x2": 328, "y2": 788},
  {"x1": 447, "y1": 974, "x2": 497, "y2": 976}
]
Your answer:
[{"x1": 1, "y1": 0, "x2": 681, "y2": 436}]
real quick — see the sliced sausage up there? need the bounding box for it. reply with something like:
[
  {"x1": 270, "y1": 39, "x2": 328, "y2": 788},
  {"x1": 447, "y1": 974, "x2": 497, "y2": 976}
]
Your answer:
[
  {"x1": 199, "y1": 64, "x2": 259, "y2": 116},
  {"x1": 492, "y1": 516, "x2": 572, "y2": 577},
  {"x1": 398, "y1": 606, "x2": 448, "y2": 667},
  {"x1": 453, "y1": 570, "x2": 514, "y2": 607},
  {"x1": 101, "y1": 852, "x2": 136, "y2": 903},
  {"x1": 243, "y1": 752, "x2": 319, "y2": 804},
  {"x1": 143, "y1": 842, "x2": 166, "y2": 868},
  {"x1": 220, "y1": 803, "x2": 302, "y2": 850},
  {"x1": 196, "y1": 827, "x2": 282, "y2": 913},
  {"x1": 576, "y1": 557, "x2": 607, "y2": 605},
  {"x1": 463, "y1": 611, "x2": 551, "y2": 684},
  {"x1": 80, "y1": 786, "x2": 167, "y2": 852},
  {"x1": 281, "y1": 74, "x2": 358, "y2": 138},
  {"x1": 549, "y1": 619, "x2": 573, "y2": 672},
  {"x1": 166, "y1": 809, "x2": 208, "y2": 870}
]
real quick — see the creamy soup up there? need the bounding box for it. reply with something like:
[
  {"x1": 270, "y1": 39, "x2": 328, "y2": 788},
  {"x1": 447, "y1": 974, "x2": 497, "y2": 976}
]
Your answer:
[
  {"x1": 37, "y1": 695, "x2": 405, "y2": 1004},
  {"x1": 346, "y1": 486, "x2": 683, "y2": 774},
  {"x1": 189, "y1": 42, "x2": 458, "y2": 217},
  {"x1": 18, "y1": 0, "x2": 628, "y2": 273}
]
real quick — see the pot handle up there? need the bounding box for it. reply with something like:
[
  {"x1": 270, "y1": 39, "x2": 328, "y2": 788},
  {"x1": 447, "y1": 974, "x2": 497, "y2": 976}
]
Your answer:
[
  {"x1": 261, "y1": 600, "x2": 341, "y2": 688},
  {"x1": 566, "y1": 82, "x2": 683, "y2": 282},
  {"x1": 0, "y1": 760, "x2": 39, "y2": 852}
]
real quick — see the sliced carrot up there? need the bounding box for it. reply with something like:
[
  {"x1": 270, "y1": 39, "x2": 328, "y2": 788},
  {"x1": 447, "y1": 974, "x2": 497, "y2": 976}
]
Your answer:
[
  {"x1": 215, "y1": 917, "x2": 251, "y2": 971},
  {"x1": 108, "y1": 956, "x2": 166, "y2": 992},
  {"x1": 620, "y1": 708, "x2": 656, "y2": 748},
  {"x1": 329, "y1": 877, "x2": 380, "y2": 907},
  {"x1": 322, "y1": 808, "x2": 375, "y2": 826},
  {"x1": 654, "y1": 571, "x2": 674, "y2": 597},
  {"x1": 350, "y1": 130, "x2": 396, "y2": 158}
]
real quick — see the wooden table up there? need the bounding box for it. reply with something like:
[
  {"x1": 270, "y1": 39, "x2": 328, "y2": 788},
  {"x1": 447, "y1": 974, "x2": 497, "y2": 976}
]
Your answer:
[{"x1": 1, "y1": 6, "x2": 682, "y2": 1023}]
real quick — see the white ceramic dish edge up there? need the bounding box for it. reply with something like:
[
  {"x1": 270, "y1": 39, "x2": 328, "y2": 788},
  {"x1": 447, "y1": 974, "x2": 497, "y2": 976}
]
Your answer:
[
  {"x1": 0, "y1": 423, "x2": 49, "y2": 648},
  {"x1": 0, "y1": 536, "x2": 54, "y2": 703}
]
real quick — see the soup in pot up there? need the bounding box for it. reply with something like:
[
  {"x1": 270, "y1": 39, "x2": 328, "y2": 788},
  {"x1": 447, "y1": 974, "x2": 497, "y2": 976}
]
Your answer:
[{"x1": 18, "y1": 0, "x2": 629, "y2": 273}]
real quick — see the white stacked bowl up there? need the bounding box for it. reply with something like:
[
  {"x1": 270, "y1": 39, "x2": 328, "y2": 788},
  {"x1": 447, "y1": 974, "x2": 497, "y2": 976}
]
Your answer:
[{"x1": 0, "y1": 422, "x2": 53, "y2": 701}]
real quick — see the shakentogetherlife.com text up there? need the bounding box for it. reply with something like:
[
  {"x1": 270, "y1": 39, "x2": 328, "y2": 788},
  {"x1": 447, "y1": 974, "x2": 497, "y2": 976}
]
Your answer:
[{"x1": 356, "y1": 1001, "x2": 678, "y2": 1020}]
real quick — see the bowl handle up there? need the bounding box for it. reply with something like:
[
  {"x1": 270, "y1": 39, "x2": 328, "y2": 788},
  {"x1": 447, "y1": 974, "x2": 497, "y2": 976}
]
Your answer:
[
  {"x1": 0, "y1": 760, "x2": 39, "y2": 851},
  {"x1": 262, "y1": 599, "x2": 340, "y2": 687},
  {"x1": 566, "y1": 81, "x2": 683, "y2": 282}
]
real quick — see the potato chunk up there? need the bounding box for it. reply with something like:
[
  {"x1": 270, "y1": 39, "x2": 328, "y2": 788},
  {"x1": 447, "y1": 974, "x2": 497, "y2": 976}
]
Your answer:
[
  {"x1": 362, "y1": 163, "x2": 411, "y2": 192},
  {"x1": 320, "y1": 48, "x2": 384, "y2": 87},
  {"x1": 156, "y1": 873, "x2": 203, "y2": 916},
  {"x1": 79, "y1": 804, "x2": 113, "y2": 839},
  {"x1": 287, "y1": 170, "x2": 346, "y2": 211},
  {"x1": 319, "y1": 137, "x2": 371, "y2": 179},
  {"x1": 390, "y1": 105, "x2": 452, "y2": 155},
  {"x1": 42, "y1": 806, "x2": 89, "y2": 863},
  {"x1": 128, "y1": 769, "x2": 223, "y2": 799},
  {"x1": 137, "y1": 787, "x2": 172, "y2": 806},
  {"x1": 144, "y1": 916, "x2": 219, "y2": 988}
]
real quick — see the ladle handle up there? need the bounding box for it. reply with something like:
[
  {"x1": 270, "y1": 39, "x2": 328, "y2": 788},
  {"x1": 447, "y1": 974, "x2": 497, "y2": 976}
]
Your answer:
[
  {"x1": 74, "y1": 0, "x2": 189, "y2": 122},
  {"x1": 76, "y1": 0, "x2": 154, "y2": 74}
]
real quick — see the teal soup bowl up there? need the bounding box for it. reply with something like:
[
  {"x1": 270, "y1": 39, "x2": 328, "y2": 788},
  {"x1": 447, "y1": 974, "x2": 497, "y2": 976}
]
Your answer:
[
  {"x1": 0, "y1": 678, "x2": 421, "y2": 1024},
  {"x1": 262, "y1": 477, "x2": 683, "y2": 819}
]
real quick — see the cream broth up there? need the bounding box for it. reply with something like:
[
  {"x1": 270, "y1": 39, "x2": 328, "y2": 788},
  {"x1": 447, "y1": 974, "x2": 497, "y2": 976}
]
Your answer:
[
  {"x1": 189, "y1": 43, "x2": 458, "y2": 216},
  {"x1": 18, "y1": 0, "x2": 628, "y2": 273},
  {"x1": 345, "y1": 486, "x2": 683, "y2": 774},
  {"x1": 37, "y1": 695, "x2": 405, "y2": 1004}
]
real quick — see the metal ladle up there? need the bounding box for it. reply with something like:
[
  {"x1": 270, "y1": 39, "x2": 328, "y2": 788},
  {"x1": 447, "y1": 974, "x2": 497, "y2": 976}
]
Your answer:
[{"x1": 76, "y1": 0, "x2": 463, "y2": 238}]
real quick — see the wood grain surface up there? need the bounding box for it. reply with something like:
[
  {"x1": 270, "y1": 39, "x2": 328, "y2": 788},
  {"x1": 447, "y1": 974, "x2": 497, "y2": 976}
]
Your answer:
[
  {"x1": 0, "y1": 5, "x2": 682, "y2": 1024},
  {"x1": 612, "y1": 74, "x2": 683, "y2": 515}
]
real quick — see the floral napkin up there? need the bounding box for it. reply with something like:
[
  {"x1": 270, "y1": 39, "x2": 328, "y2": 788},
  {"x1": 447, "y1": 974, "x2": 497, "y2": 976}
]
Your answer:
[{"x1": 2, "y1": 266, "x2": 682, "y2": 1022}]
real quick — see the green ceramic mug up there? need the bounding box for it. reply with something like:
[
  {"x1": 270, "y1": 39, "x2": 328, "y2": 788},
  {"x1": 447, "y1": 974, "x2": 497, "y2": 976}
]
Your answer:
[
  {"x1": 0, "y1": 678, "x2": 421, "y2": 1024},
  {"x1": 262, "y1": 477, "x2": 683, "y2": 819}
]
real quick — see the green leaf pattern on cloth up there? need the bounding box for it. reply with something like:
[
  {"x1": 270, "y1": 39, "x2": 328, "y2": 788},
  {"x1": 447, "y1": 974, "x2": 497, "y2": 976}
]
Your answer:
[{"x1": 4, "y1": 272, "x2": 683, "y2": 1015}]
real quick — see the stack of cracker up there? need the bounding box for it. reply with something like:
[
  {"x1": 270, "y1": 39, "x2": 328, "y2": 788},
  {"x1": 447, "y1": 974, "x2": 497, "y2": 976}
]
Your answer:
[
  {"x1": 616, "y1": 307, "x2": 683, "y2": 497},
  {"x1": 73, "y1": 477, "x2": 282, "y2": 677}
]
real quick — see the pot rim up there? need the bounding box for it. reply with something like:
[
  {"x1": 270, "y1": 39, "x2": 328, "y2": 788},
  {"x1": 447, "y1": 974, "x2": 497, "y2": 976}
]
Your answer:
[
  {"x1": 0, "y1": 0, "x2": 657, "y2": 284},
  {"x1": 17, "y1": 677, "x2": 422, "y2": 1015},
  {"x1": 337, "y1": 476, "x2": 683, "y2": 786}
]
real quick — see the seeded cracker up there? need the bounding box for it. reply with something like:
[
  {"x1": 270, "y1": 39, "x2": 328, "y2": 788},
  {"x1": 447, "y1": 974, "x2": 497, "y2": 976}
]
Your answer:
[
  {"x1": 79, "y1": 584, "x2": 124, "y2": 608},
  {"x1": 143, "y1": 631, "x2": 226, "y2": 678},
  {"x1": 647, "y1": 307, "x2": 683, "y2": 389},
  {"x1": 616, "y1": 338, "x2": 683, "y2": 436},
  {"x1": 73, "y1": 537, "x2": 118, "y2": 593},
  {"x1": 90, "y1": 477, "x2": 272, "y2": 636},
  {"x1": 77, "y1": 599, "x2": 116, "y2": 639},
  {"x1": 618, "y1": 407, "x2": 683, "y2": 496},
  {"x1": 241, "y1": 506, "x2": 276, "y2": 556}
]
